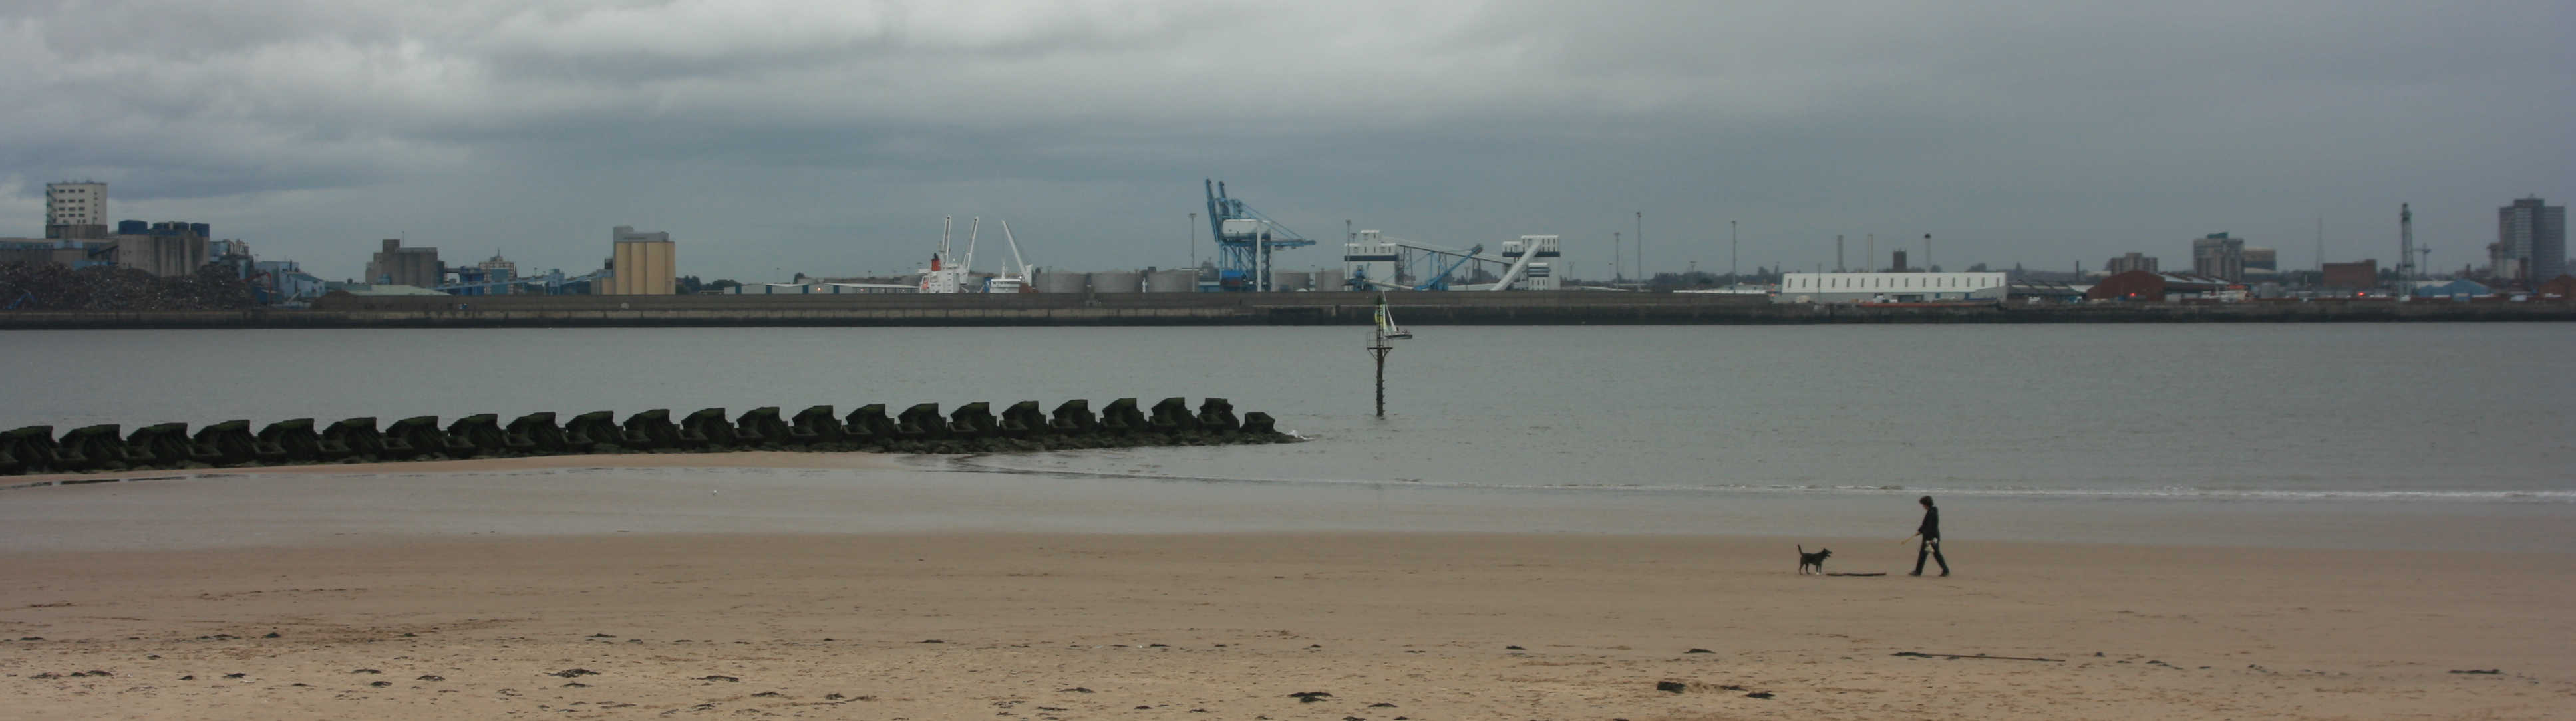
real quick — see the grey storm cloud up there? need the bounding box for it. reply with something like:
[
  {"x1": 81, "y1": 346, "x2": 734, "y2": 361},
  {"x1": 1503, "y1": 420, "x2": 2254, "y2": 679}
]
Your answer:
[{"x1": 1, "y1": 0, "x2": 2567, "y2": 282}]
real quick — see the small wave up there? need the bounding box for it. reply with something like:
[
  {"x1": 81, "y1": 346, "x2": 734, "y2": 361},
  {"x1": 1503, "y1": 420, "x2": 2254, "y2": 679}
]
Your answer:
[{"x1": 941, "y1": 456, "x2": 2576, "y2": 504}]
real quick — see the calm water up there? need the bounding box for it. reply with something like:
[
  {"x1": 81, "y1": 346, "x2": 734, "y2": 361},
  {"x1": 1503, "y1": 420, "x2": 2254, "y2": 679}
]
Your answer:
[
  {"x1": 5, "y1": 325, "x2": 2572, "y2": 551},
  {"x1": 4, "y1": 325, "x2": 2567, "y2": 499}
]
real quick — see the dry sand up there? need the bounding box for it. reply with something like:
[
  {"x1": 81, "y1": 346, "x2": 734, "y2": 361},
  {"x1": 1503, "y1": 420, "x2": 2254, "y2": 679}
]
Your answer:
[{"x1": 3, "y1": 457, "x2": 2572, "y2": 720}]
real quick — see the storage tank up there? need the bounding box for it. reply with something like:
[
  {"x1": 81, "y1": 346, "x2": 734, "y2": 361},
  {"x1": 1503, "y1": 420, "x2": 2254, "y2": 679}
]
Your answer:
[
  {"x1": 1088, "y1": 271, "x2": 1142, "y2": 293},
  {"x1": 1146, "y1": 269, "x2": 1196, "y2": 292},
  {"x1": 1032, "y1": 270, "x2": 1087, "y2": 293},
  {"x1": 1316, "y1": 269, "x2": 1346, "y2": 291},
  {"x1": 1270, "y1": 270, "x2": 1312, "y2": 291}
]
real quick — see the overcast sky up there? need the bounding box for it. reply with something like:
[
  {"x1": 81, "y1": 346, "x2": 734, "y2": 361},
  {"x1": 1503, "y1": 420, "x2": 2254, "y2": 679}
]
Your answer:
[{"x1": 3, "y1": 0, "x2": 2569, "y2": 283}]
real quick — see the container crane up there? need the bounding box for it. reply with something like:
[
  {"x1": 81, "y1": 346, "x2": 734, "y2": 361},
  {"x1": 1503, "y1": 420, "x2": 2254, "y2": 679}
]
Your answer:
[{"x1": 1204, "y1": 180, "x2": 1315, "y2": 291}]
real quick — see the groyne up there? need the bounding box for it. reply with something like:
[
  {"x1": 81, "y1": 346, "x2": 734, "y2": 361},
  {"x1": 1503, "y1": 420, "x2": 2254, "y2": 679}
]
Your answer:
[
  {"x1": 0, "y1": 291, "x2": 2568, "y2": 327},
  {"x1": 0, "y1": 398, "x2": 1290, "y2": 478}
]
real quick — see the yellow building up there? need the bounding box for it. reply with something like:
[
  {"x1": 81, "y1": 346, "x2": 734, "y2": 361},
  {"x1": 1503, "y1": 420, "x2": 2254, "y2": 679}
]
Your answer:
[{"x1": 607, "y1": 225, "x2": 677, "y2": 295}]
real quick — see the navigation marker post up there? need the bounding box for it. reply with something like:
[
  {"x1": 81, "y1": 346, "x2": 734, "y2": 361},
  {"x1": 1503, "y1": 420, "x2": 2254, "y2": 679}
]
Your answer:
[
  {"x1": 1368, "y1": 327, "x2": 1391, "y2": 418},
  {"x1": 1366, "y1": 292, "x2": 1402, "y2": 417}
]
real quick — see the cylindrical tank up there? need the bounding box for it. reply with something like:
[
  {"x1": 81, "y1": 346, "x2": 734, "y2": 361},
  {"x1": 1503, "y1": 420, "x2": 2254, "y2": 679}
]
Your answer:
[
  {"x1": 1316, "y1": 269, "x2": 1346, "y2": 291},
  {"x1": 1088, "y1": 271, "x2": 1142, "y2": 293},
  {"x1": 1032, "y1": 271, "x2": 1087, "y2": 293},
  {"x1": 1270, "y1": 271, "x2": 1312, "y2": 291},
  {"x1": 1146, "y1": 269, "x2": 1196, "y2": 292}
]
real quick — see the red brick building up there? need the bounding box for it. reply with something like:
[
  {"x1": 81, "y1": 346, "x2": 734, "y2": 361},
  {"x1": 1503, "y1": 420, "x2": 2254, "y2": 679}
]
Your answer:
[
  {"x1": 2539, "y1": 275, "x2": 2576, "y2": 299},
  {"x1": 2321, "y1": 259, "x2": 2378, "y2": 291},
  {"x1": 2084, "y1": 270, "x2": 2227, "y2": 302}
]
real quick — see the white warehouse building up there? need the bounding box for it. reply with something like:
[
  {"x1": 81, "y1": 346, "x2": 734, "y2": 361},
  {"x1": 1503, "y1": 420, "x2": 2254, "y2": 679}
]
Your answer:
[{"x1": 1776, "y1": 272, "x2": 2009, "y2": 303}]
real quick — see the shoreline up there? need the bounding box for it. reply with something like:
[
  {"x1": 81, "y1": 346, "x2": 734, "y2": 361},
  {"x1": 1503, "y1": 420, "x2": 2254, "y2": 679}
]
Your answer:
[
  {"x1": 6, "y1": 452, "x2": 2573, "y2": 554},
  {"x1": 3, "y1": 531, "x2": 2569, "y2": 720},
  {"x1": 1, "y1": 450, "x2": 898, "y2": 487}
]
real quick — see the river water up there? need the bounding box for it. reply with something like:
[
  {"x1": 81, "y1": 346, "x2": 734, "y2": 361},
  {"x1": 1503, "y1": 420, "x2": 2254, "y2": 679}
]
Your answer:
[{"x1": 3, "y1": 325, "x2": 2571, "y2": 550}]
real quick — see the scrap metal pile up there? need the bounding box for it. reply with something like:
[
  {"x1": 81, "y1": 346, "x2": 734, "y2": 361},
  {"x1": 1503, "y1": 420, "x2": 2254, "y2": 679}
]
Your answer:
[
  {"x1": 0, "y1": 262, "x2": 259, "y2": 311},
  {"x1": 0, "y1": 398, "x2": 1291, "y2": 476}
]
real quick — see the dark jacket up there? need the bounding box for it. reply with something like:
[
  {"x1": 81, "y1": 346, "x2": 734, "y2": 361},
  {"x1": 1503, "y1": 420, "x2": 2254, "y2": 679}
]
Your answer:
[{"x1": 1917, "y1": 505, "x2": 1941, "y2": 539}]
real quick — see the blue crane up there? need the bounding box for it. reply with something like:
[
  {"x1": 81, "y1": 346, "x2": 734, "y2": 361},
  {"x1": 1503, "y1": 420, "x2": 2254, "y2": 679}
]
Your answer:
[
  {"x1": 1414, "y1": 245, "x2": 1484, "y2": 291},
  {"x1": 1204, "y1": 180, "x2": 1315, "y2": 291}
]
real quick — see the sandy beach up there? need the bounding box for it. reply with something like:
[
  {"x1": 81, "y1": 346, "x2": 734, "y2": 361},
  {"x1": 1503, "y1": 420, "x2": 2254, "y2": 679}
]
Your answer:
[{"x1": 3, "y1": 456, "x2": 2571, "y2": 720}]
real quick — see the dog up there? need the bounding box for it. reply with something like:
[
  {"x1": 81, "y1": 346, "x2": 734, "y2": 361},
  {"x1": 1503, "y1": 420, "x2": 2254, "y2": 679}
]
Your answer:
[{"x1": 1796, "y1": 544, "x2": 1833, "y2": 575}]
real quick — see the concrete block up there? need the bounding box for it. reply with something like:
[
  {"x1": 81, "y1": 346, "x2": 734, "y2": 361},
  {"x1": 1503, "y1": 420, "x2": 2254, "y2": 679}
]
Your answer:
[
  {"x1": 620, "y1": 409, "x2": 679, "y2": 450},
  {"x1": 1149, "y1": 397, "x2": 1200, "y2": 434},
  {"x1": 677, "y1": 408, "x2": 729, "y2": 449},
  {"x1": 257, "y1": 418, "x2": 322, "y2": 463},
  {"x1": 55, "y1": 424, "x2": 124, "y2": 472},
  {"x1": 1099, "y1": 399, "x2": 1145, "y2": 434},
  {"x1": 999, "y1": 401, "x2": 1044, "y2": 438},
  {"x1": 444, "y1": 414, "x2": 507, "y2": 457},
  {"x1": 1196, "y1": 398, "x2": 1240, "y2": 433},
  {"x1": 319, "y1": 418, "x2": 381, "y2": 460},
  {"x1": 2, "y1": 426, "x2": 59, "y2": 474},
  {"x1": 190, "y1": 420, "x2": 259, "y2": 465},
  {"x1": 507, "y1": 412, "x2": 567, "y2": 454},
  {"x1": 788, "y1": 406, "x2": 842, "y2": 446},
  {"x1": 563, "y1": 412, "x2": 617, "y2": 453},
  {"x1": 124, "y1": 423, "x2": 192, "y2": 467},
  {"x1": 1050, "y1": 400, "x2": 1098, "y2": 435},
  {"x1": 1241, "y1": 412, "x2": 1278, "y2": 435},
  {"x1": 845, "y1": 404, "x2": 894, "y2": 445},
  {"x1": 736, "y1": 407, "x2": 789, "y2": 446},
  {"x1": 379, "y1": 416, "x2": 443, "y2": 460},
  {"x1": 948, "y1": 402, "x2": 997, "y2": 438},
  {"x1": 896, "y1": 403, "x2": 945, "y2": 440}
]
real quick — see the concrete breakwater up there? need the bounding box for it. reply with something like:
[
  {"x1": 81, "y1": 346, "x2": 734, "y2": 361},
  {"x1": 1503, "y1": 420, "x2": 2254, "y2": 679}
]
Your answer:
[{"x1": 0, "y1": 398, "x2": 1291, "y2": 478}]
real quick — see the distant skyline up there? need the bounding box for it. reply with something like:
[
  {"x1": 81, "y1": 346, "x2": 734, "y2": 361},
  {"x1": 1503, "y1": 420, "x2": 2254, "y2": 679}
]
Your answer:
[{"x1": 2, "y1": 1, "x2": 2569, "y2": 283}]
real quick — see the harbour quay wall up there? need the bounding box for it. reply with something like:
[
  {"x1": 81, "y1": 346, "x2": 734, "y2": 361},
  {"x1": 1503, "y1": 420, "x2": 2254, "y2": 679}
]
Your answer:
[{"x1": 0, "y1": 293, "x2": 2568, "y2": 328}]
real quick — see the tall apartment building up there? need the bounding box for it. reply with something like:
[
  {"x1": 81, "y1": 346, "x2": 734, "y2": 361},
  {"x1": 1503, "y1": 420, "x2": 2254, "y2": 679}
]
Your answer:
[
  {"x1": 605, "y1": 226, "x2": 677, "y2": 295},
  {"x1": 45, "y1": 181, "x2": 108, "y2": 239},
  {"x1": 365, "y1": 238, "x2": 444, "y2": 287},
  {"x1": 2105, "y1": 252, "x2": 2159, "y2": 275},
  {"x1": 2498, "y1": 196, "x2": 2566, "y2": 283},
  {"x1": 2190, "y1": 233, "x2": 2245, "y2": 282}
]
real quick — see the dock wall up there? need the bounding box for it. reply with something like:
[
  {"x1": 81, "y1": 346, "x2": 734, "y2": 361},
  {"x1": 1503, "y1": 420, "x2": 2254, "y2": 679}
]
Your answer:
[{"x1": 0, "y1": 291, "x2": 2568, "y2": 328}]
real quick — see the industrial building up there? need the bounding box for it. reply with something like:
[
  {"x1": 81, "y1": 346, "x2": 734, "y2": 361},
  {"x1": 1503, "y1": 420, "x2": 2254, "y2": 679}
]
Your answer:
[
  {"x1": 605, "y1": 225, "x2": 677, "y2": 295},
  {"x1": 110, "y1": 221, "x2": 212, "y2": 277},
  {"x1": 1341, "y1": 231, "x2": 1559, "y2": 291},
  {"x1": 2084, "y1": 271, "x2": 2229, "y2": 302},
  {"x1": 45, "y1": 181, "x2": 107, "y2": 240},
  {"x1": 2321, "y1": 259, "x2": 2378, "y2": 291},
  {"x1": 2412, "y1": 279, "x2": 2492, "y2": 301},
  {"x1": 365, "y1": 238, "x2": 443, "y2": 287},
  {"x1": 1774, "y1": 271, "x2": 2009, "y2": 303}
]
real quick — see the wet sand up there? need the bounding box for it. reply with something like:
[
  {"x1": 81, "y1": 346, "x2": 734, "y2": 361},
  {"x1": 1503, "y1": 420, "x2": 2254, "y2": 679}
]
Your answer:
[
  {"x1": 3, "y1": 456, "x2": 2571, "y2": 720},
  {"x1": 5, "y1": 450, "x2": 896, "y2": 486}
]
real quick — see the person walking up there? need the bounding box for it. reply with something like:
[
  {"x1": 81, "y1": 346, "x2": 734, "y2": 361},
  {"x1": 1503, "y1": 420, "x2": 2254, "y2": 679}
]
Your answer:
[{"x1": 1911, "y1": 495, "x2": 1949, "y2": 577}]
